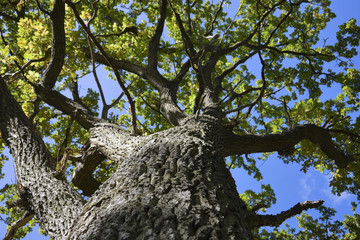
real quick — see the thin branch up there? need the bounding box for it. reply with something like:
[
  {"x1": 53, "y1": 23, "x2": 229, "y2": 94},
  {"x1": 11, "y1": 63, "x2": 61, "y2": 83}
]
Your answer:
[
  {"x1": 70, "y1": 79, "x2": 93, "y2": 113},
  {"x1": 263, "y1": 0, "x2": 294, "y2": 45},
  {"x1": 185, "y1": 0, "x2": 194, "y2": 35},
  {"x1": 0, "y1": 11, "x2": 18, "y2": 21},
  {"x1": 282, "y1": 97, "x2": 293, "y2": 130},
  {"x1": 81, "y1": 47, "x2": 150, "y2": 83},
  {"x1": 305, "y1": 55, "x2": 337, "y2": 78},
  {"x1": 0, "y1": 29, "x2": 31, "y2": 84},
  {"x1": 219, "y1": 6, "x2": 241, "y2": 45},
  {"x1": 222, "y1": 87, "x2": 261, "y2": 105},
  {"x1": 138, "y1": 93, "x2": 164, "y2": 118},
  {"x1": 3, "y1": 211, "x2": 35, "y2": 240},
  {"x1": 167, "y1": 0, "x2": 196, "y2": 57},
  {"x1": 87, "y1": 35, "x2": 108, "y2": 118},
  {"x1": 96, "y1": 26, "x2": 138, "y2": 38},
  {"x1": 219, "y1": 0, "x2": 286, "y2": 56},
  {"x1": 247, "y1": 200, "x2": 324, "y2": 228},
  {"x1": 214, "y1": 50, "x2": 259, "y2": 96},
  {"x1": 3, "y1": 49, "x2": 51, "y2": 80},
  {"x1": 66, "y1": 0, "x2": 138, "y2": 134},
  {"x1": 327, "y1": 129, "x2": 360, "y2": 140},
  {"x1": 246, "y1": 42, "x2": 333, "y2": 59},
  {"x1": 251, "y1": 203, "x2": 269, "y2": 212},
  {"x1": 85, "y1": 4, "x2": 108, "y2": 114},
  {"x1": 35, "y1": 0, "x2": 51, "y2": 15},
  {"x1": 242, "y1": 51, "x2": 267, "y2": 118},
  {"x1": 204, "y1": 0, "x2": 226, "y2": 36},
  {"x1": 102, "y1": 85, "x2": 129, "y2": 119}
]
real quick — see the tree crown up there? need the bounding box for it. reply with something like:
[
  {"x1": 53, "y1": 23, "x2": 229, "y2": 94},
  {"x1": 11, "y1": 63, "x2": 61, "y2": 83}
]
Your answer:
[{"x1": 0, "y1": 0, "x2": 360, "y2": 238}]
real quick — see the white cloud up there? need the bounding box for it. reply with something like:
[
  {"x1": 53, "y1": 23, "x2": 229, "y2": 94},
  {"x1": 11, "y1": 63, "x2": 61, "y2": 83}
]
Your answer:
[
  {"x1": 299, "y1": 172, "x2": 316, "y2": 201},
  {"x1": 321, "y1": 175, "x2": 354, "y2": 206}
]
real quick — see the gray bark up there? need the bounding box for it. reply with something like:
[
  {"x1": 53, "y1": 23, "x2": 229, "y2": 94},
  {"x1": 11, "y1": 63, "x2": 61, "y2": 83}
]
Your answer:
[
  {"x1": 0, "y1": 77, "x2": 84, "y2": 239},
  {"x1": 68, "y1": 117, "x2": 253, "y2": 239},
  {"x1": 2, "y1": 75, "x2": 255, "y2": 239}
]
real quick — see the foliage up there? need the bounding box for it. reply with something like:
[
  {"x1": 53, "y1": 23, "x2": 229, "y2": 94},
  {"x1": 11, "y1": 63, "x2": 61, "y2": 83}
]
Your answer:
[
  {"x1": 252, "y1": 204, "x2": 360, "y2": 239},
  {"x1": 0, "y1": 0, "x2": 359, "y2": 238}
]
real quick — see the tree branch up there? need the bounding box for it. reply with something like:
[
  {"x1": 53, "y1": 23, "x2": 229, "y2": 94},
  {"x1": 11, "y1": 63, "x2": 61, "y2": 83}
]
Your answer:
[
  {"x1": 81, "y1": 47, "x2": 148, "y2": 79},
  {"x1": 71, "y1": 144, "x2": 104, "y2": 196},
  {"x1": 34, "y1": 84, "x2": 105, "y2": 130},
  {"x1": 3, "y1": 49, "x2": 51, "y2": 81},
  {"x1": 222, "y1": 124, "x2": 355, "y2": 169},
  {"x1": 214, "y1": 50, "x2": 259, "y2": 97},
  {"x1": 66, "y1": 0, "x2": 138, "y2": 134},
  {"x1": 167, "y1": 0, "x2": 196, "y2": 57},
  {"x1": 0, "y1": 11, "x2": 19, "y2": 22},
  {"x1": 39, "y1": 0, "x2": 66, "y2": 89},
  {"x1": 3, "y1": 211, "x2": 35, "y2": 240},
  {"x1": 0, "y1": 76, "x2": 84, "y2": 238},
  {"x1": 81, "y1": 45, "x2": 187, "y2": 126},
  {"x1": 148, "y1": 0, "x2": 167, "y2": 69},
  {"x1": 204, "y1": 0, "x2": 225, "y2": 37},
  {"x1": 96, "y1": 26, "x2": 138, "y2": 38},
  {"x1": 218, "y1": 0, "x2": 286, "y2": 56},
  {"x1": 247, "y1": 200, "x2": 324, "y2": 228}
]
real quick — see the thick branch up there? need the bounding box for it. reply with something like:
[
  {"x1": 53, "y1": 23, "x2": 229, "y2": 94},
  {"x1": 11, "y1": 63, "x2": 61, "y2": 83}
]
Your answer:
[
  {"x1": 40, "y1": 0, "x2": 66, "y2": 89},
  {"x1": 222, "y1": 124, "x2": 354, "y2": 169},
  {"x1": 82, "y1": 47, "x2": 148, "y2": 78},
  {"x1": 247, "y1": 200, "x2": 324, "y2": 228},
  {"x1": 0, "y1": 77, "x2": 84, "y2": 238},
  {"x1": 34, "y1": 84, "x2": 105, "y2": 129},
  {"x1": 81, "y1": 48, "x2": 187, "y2": 126},
  {"x1": 71, "y1": 144, "x2": 105, "y2": 196},
  {"x1": 148, "y1": 0, "x2": 167, "y2": 69}
]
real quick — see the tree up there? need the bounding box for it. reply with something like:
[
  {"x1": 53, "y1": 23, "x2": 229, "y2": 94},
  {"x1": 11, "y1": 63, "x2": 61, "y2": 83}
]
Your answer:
[{"x1": 0, "y1": 0, "x2": 359, "y2": 239}]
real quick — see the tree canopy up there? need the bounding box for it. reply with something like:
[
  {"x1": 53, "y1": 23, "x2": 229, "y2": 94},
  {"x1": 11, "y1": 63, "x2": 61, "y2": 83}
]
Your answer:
[{"x1": 0, "y1": 0, "x2": 360, "y2": 239}]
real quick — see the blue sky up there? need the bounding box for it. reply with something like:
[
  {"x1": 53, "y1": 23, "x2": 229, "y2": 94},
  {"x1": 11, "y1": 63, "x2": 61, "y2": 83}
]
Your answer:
[{"x1": 1, "y1": 0, "x2": 360, "y2": 239}]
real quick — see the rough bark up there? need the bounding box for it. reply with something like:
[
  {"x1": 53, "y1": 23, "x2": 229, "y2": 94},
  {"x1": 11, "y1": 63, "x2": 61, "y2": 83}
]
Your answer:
[
  {"x1": 0, "y1": 77, "x2": 84, "y2": 238},
  {"x1": 67, "y1": 117, "x2": 254, "y2": 239}
]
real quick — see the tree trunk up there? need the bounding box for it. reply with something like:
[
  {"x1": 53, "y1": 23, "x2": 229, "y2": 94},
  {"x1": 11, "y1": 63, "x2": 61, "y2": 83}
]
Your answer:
[{"x1": 68, "y1": 118, "x2": 253, "y2": 239}]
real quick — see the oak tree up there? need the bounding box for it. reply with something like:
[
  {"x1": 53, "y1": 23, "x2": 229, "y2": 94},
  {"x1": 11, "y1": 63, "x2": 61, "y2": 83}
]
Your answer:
[{"x1": 0, "y1": 0, "x2": 360, "y2": 239}]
